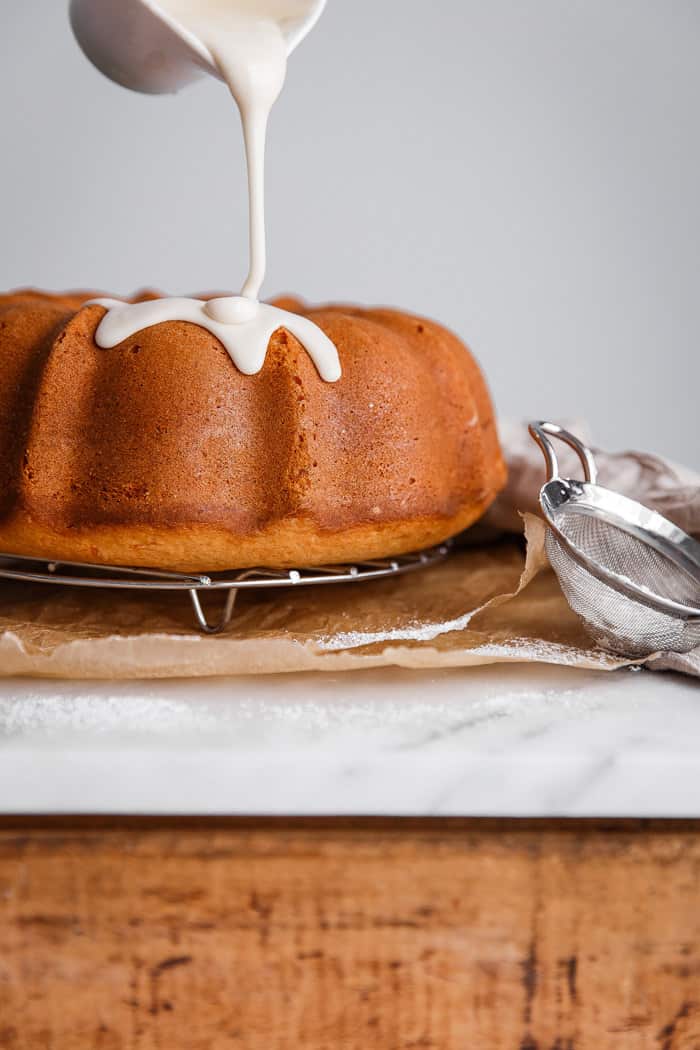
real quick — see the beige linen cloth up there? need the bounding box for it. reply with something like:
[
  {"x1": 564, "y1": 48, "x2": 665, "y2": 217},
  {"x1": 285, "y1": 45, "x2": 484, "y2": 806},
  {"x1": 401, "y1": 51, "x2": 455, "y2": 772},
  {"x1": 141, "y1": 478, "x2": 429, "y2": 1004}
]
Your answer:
[{"x1": 0, "y1": 422, "x2": 697, "y2": 679}]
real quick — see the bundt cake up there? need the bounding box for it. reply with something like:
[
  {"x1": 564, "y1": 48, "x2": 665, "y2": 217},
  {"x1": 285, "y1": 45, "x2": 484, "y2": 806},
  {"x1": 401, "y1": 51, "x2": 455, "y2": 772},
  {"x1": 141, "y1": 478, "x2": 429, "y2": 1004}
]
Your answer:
[{"x1": 0, "y1": 289, "x2": 506, "y2": 571}]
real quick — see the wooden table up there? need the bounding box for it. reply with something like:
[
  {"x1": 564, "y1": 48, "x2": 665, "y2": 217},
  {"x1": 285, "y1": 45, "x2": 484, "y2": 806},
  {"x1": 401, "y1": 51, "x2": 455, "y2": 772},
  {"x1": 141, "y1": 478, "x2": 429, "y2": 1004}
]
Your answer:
[{"x1": 2, "y1": 817, "x2": 699, "y2": 1048}]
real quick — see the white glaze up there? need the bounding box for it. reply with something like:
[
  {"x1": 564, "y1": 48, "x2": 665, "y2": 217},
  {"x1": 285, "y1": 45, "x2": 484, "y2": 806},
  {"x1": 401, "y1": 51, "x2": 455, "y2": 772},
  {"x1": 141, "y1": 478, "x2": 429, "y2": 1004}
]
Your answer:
[
  {"x1": 90, "y1": 0, "x2": 340, "y2": 382},
  {"x1": 160, "y1": 0, "x2": 290, "y2": 300},
  {"x1": 88, "y1": 296, "x2": 342, "y2": 382}
]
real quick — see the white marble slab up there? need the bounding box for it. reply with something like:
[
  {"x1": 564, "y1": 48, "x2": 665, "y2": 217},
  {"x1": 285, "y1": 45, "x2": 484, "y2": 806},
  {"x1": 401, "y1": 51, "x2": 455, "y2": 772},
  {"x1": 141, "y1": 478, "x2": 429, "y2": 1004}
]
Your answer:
[{"x1": 0, "y1": 665, "x2": 697, "y2": 816}]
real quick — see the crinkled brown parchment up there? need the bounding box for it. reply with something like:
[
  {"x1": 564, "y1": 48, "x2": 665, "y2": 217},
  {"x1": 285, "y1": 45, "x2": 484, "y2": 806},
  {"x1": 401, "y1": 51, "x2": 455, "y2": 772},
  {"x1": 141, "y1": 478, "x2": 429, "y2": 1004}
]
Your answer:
[
  {"x1": 0, "y1": 423, "x2": 697, "y2": 680},
  {"x1": 0, "y1": 517, "x2": 633, "y2": 679}
]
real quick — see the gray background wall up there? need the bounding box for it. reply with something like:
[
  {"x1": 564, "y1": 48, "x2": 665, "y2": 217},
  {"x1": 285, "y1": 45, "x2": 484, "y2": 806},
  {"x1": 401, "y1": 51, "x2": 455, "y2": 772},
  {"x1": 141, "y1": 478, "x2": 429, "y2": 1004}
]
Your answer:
[{"x1": 2, "y1": 1, "x2": 698, "y2": 462}]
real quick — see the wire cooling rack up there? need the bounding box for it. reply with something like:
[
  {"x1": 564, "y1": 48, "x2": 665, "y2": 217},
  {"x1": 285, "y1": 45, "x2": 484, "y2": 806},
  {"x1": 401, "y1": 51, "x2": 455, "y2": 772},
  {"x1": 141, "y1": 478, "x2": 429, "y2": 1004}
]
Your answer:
[{"x1": 0, "y1": 542, "x2": 452, "y2": 634}]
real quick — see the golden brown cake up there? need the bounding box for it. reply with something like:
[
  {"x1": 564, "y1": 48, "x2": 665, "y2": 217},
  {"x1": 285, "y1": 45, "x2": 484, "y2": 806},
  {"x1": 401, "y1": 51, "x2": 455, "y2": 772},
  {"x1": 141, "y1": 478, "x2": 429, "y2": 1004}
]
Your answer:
[{"x1": 0, "y1": 289, "x2": 506, "y2": 571}]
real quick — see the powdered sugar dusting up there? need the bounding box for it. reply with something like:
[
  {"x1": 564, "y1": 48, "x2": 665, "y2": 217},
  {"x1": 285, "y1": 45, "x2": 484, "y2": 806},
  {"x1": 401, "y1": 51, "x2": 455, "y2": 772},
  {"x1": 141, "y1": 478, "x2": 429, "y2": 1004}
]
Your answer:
[{"x1": 316, "y1": 609, "x2": 483, "y2": 651}]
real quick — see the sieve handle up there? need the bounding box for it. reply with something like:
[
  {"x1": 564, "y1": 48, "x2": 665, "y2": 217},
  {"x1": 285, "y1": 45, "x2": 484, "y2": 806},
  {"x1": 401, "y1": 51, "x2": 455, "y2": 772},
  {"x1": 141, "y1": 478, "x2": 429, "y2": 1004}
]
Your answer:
[{"x1": 528, "y1": 422, "x2": 599, "y2": 484}]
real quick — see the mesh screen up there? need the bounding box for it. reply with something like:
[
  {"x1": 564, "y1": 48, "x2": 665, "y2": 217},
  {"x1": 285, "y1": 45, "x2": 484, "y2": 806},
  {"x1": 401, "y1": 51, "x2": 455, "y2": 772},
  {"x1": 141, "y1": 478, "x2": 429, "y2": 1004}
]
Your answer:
[
  {"x1": 546, "y1": 530, "x2": 700, "y2": 657},
  {"x1": 555, "y1": 510, "x2": 700, "y2": 605}
]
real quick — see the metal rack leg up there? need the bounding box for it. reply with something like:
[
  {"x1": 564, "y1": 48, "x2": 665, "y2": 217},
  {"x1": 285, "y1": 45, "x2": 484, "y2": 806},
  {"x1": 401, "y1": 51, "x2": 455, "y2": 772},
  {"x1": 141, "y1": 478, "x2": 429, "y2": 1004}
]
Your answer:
[{"x1": 188, "y1": 588, "x2": 238, "y2": 634}]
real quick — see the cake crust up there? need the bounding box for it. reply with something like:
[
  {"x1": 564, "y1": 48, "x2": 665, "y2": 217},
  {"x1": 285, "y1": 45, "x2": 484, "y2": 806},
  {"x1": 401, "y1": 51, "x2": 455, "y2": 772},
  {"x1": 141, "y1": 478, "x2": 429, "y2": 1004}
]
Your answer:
[{"x1": 0, "y1": 290, "x2": 506, "y2": 570}]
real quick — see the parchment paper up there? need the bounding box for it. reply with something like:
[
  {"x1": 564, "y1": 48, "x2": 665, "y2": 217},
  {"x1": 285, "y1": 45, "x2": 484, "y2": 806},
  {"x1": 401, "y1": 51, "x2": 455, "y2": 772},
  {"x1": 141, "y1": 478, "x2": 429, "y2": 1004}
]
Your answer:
[
  {"x1": 0, "y1": 517, "x2": 641, "y2": 680},
  {"x1": 0, "y1": 424, "x2": 697, "y2": 679}
]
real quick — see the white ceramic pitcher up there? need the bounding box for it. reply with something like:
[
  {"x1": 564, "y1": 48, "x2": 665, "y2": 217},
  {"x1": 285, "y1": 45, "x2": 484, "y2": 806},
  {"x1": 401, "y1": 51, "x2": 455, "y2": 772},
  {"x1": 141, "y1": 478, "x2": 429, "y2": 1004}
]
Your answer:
[{"x1": 69, "y1": 0, "x2": 327, "y2": 94}]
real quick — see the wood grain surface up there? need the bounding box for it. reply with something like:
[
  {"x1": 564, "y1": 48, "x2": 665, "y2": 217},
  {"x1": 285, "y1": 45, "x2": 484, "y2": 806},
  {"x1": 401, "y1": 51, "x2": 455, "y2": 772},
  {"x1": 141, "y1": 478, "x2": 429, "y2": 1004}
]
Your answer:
[{"x1": 1, "y1": 818, "x2": 699, "y2": 1049}]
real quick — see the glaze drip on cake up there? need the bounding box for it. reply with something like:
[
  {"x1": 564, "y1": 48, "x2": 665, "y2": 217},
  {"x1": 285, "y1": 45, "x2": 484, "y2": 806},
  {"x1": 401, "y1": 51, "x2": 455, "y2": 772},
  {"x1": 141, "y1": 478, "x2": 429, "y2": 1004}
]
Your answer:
[
  {"x1": 90, "y1": 0, "x2": 340, "y2": 382},
  {"x1": 88, "y1": 295, "x2": 342, "y2": 381}
]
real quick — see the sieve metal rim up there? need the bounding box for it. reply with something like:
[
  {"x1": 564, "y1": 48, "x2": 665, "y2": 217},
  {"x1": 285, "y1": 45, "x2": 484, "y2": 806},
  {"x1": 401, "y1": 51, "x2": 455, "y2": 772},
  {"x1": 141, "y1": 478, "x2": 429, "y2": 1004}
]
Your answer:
[{"x1": 529, "y1": 422, "x2": 700, "y2": 623}]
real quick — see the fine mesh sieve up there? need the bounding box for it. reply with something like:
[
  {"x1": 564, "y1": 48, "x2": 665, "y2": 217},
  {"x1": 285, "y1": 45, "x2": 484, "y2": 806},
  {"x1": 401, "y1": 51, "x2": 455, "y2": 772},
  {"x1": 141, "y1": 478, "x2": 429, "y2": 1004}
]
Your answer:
[{"x1": 529, "y1": 422, "x2": 700, "y2": 657}]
